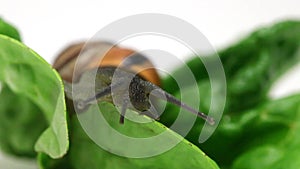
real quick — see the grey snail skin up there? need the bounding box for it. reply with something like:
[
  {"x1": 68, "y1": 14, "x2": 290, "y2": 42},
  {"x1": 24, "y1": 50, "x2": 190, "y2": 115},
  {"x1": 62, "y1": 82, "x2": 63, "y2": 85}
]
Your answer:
[{"x1": 53, "y1": 41, "x2": 215, "y2": 125}]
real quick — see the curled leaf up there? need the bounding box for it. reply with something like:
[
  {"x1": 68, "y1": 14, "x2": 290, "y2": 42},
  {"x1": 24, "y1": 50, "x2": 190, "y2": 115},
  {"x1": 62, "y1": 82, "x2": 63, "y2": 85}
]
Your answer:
[{"x1": 0, "y1": 35, "x2": 68, "y2": 158}]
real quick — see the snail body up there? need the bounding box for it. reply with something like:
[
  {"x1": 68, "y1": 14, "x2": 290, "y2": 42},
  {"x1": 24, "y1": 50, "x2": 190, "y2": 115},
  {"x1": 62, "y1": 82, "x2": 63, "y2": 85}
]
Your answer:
[{"x1": 53, "y1": 42, "x2": 214, "y2": 125}]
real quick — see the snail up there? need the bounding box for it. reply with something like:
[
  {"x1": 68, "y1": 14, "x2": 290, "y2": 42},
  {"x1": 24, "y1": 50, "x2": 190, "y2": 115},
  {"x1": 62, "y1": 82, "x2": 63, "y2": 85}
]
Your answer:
[{"x1": 53, "y1": 41, "x2": 215, "y2": 125}]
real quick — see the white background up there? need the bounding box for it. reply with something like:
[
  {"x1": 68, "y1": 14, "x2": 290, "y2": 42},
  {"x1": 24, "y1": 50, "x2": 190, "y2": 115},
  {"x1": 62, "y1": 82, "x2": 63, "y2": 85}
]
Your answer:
[{"x1": 0, "y1": 0, "x2": 300, "y2": 168}]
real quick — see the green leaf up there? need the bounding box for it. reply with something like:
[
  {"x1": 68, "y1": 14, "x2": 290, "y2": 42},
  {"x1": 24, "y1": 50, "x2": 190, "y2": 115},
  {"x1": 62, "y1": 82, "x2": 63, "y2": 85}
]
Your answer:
[
  {"x1": 230, "y1": 94, "x2": 300, "y2": 169},
  {"x1": 0, "y1": 18, "x2": 21, "y2": 41},
  {"x1": 198, "y1": 21, "x2": 300, "y2": 168},
  {"x1": 34, "y1": 90, "x2": 69, "y2": 158},
  {"x1": 163, "y1": 20, "x2": 300, "y2": 113},
  {"x1": 0, "y1": 35, "x2": 68, "y2": 158},
  {"x1": 0, "y1": 84, "x2": 47, "y2": 157},
  {"x1": 160, "y1": 20, "x2": 300, "y2": 167},
  {"x1": 39, "y1": 102, "x2": 219, "y2": 169}
]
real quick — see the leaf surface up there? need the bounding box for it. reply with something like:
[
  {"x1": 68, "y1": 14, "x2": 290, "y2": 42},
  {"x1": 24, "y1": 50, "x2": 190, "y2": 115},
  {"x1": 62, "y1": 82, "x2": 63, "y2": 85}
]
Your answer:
[{"x1": 0, "y1": 35, "x2": 68, "y2": 158}]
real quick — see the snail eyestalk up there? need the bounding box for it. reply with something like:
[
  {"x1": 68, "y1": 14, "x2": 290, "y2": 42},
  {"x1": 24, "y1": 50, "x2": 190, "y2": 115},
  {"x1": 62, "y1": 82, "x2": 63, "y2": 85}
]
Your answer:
[
  {"x1": 75, "y1": 85, "x2": 112, "y2": 112},
  {"x1": 75, "y1": 83, "x2": 130, "y2": 124},
  {"x1": 150, "y1": 88, "x2": 215, "y2": 125},
  {"x1": 120, "y1": 97, "x2": 129, "y2": 124}
]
